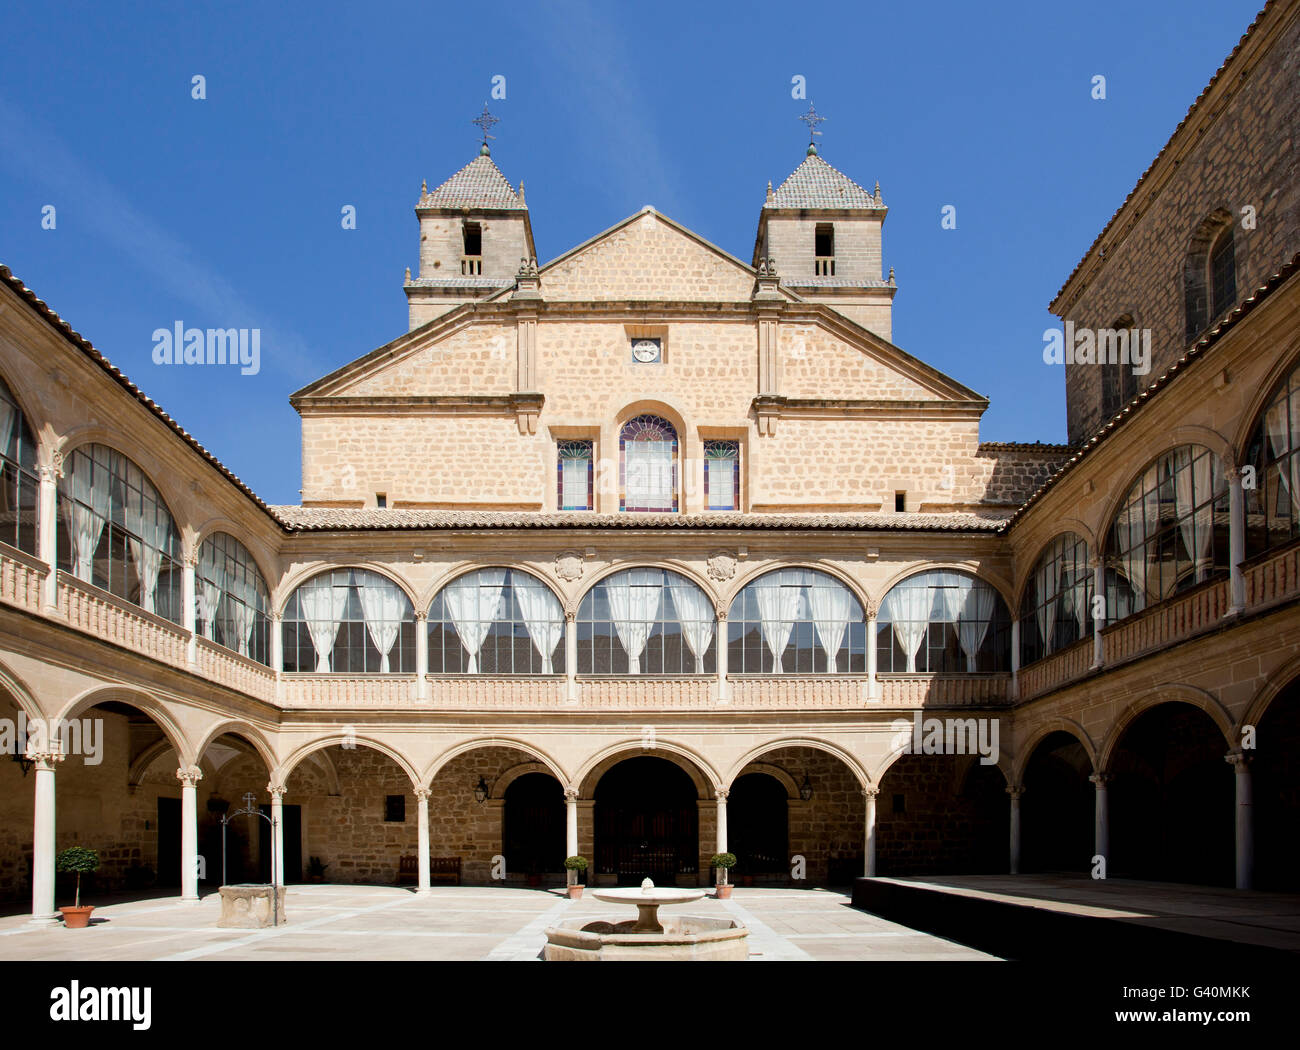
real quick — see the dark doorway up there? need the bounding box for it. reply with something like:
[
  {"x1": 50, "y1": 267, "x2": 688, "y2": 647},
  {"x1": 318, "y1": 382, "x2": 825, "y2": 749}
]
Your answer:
[
  {"x1": 729, "y1": 773, "x2": 788, "y2": 875},
  {"x1": 259, "y1": 804, "x2": 303, "y2": 883},
  {"x1": 1252, "y1": 682, "x2": 1299, "y2": 891},
  {"x1": 595, "y1": 756, "x2": 699, "y2": 883},
  {"x1": 1110, "y1": 704, "x2": 1233, "y2": 885},
  {"x1": 157, "y1": 797, "x2": 180, "y2": 886},
  {"x1": 1022, "y1": 732, "x2": 1094, "y2": 873},
  {"x1": 503, "y1": 773, "x2": 564, "y2": 876}
]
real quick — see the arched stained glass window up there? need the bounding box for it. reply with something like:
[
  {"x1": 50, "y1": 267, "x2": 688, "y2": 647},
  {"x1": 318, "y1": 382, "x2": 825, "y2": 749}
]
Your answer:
[
  {"x1": 620, "y1": 415, "x2": 677, "y2": 512},
  {"x1": 282, "y1": 569, "x2": 416, "y2": 673},
  {"x1": 429, "y1": 568, "x2": 565, "y2": 674},
  {"x1": 0, "y1": 376, "x2": 38, "y2": 555},
  {"x1": 1104, "y1": 445, "x2": 1228, "y2": 621},
  {"x1": 56, "y1": 444, "x2": 182, "y2": 622},
  {"x1": 578, "y1": 567, "x2": 714, "y2": 674},
  {"x1": 196, "y1": 532, "x2": 271, "y2": 665},
  {"x1": 877, "y1": 570, "x2": 1010, "y2": 673},
  {"x1": 1018, "y1": 534, "x2": 1092, "y2": 667},
  {"x1": 728, "y1": 568, "x2": 866, "y2": 674}
]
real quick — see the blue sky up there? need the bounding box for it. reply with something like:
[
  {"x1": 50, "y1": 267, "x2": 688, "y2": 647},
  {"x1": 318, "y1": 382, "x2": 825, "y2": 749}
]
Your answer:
[{"x1": 0, "y1": 0, "x2": 1264, "y2": 504}]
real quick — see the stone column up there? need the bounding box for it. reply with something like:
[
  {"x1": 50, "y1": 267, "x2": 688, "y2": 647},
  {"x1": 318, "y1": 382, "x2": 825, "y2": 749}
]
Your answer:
[
  {"x1": 565, "y1": 788, "x2": 579, "y2": 859},
  {"x1": 714, "y1": 607, "x2": 730, "y2": 702},
  {"x1": 863, "y1": 787, "x2": 879, "y2": 876},
  {"x1": 269, "y1": 783, "x2": 285, "y2": 888},
  {"x1": 564, "y1": 609, "x2": 578, "y2": 703},
  {"x1": 415, "y1": 611, "x2": 428, "y2": 702},
  {"x1": 866, "y1": 606, "x2": 880, "y2": 700},
  {"x1": 1091, "y1": 558, "x2": 1105, "y2": 670},
  {"x1": 29, "y1": 744, "x2": 63, "y2": 923},
  {"x1": 1090, "y1": 772, "x2": 1111, "y2": 867},
  {"x1": 715, "y1": 788, "x2": 728, "y2": 855},
  {"x1": 415, "y1": 788, "x2": 432, "y2": 895},
  {"x1": 37, "y1": 462, "x2": 60, "y2": 611},
  {"x1": 1227, "y1": 467, "x2": 1247, "y2": 615},
  {"x1": 182, "y1": 544, "x2": 198, "y2": 666},
  {"x1": 1009, "y1": 618, "x2": 1020, "y2": 700},
  {"x1": 177, "y1": 765, "x2": 203, "y2": 903},
  {"x1": 1007, "y1": 785, "x2": 1023, "y2": 875},
  {"x1": 1225, "y1": 750, "x2": 1253, "y2": 889},
  {"x1": 270, "y1": 611, "x2": 283, "y2": 672}
]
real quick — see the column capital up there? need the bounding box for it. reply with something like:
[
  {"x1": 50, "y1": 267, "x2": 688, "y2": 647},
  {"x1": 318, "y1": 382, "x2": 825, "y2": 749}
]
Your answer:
[
  {"x1": 414, "y1": 787, "x2": 431, "y2": 802},
  {"x1": 1006, "y1": 785, "x2": 1024, "y2": 800},
  {"x1": 714, "y1": 605, "x2": 728, "y2": 622},
  {"x1": 266, "y1": 779, "x2": 286, "y2": 799},
  {"x1": 414, "y1": 609, "x2": 428, "y2": 623},
  {"x1": 565, "y1": 606, "x2": 577, "y2": 623},
  {"x1": 715, "y1": 787, "x2": 729, "y2": 802},
  {"x1": 1224, "y1": 749, "x2": 1253, "y2": 770},
  {"x1": 29, "y1": 745, "x2": 65, "y2": 770},
  {"x1": 1226, "y1": 464, "x2": 1247, "y2": 484},
  {"x1": 176, "y1": 765, "x2": 204, "y2": 787},
  {"x1": 564, "y1": 788, "x2": 579, "y2": 803},
  {"x1": 1089, "y1": 772, "x2": 1112, "y2": 787},
  {"x1": 862, "y1": 787, "x2": 879, "y2": 801}
]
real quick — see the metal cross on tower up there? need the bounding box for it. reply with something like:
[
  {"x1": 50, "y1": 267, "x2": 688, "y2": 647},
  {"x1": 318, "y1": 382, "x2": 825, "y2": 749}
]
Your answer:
[
  {"x1": 472, "y1": 103, "x2": 500, "y2": 147},
  {"x1": 799, "y1": 103, "x2": 827, "y2": 145}
]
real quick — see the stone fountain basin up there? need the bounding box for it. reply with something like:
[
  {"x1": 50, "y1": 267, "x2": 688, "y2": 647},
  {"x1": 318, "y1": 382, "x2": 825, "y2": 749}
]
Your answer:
[{"x1": 544, "y1": 914, "x2": 749, "y2": 961}]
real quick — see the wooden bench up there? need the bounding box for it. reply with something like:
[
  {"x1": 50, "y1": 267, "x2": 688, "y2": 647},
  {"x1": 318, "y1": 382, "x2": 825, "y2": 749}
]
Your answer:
[{"x1": 398, "y1": 855, "x2": 461, "y2": 886}]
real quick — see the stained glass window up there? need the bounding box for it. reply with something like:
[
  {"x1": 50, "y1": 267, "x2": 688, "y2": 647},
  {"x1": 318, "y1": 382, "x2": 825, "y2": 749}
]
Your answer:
[
  {"x1": 620, "y1": 415, "x2": 678, "y2": 512},
  {"x1": 558, "y1": 440, "x2": 593, "y2": 511},
  {"x1": 704, "y1": 440, "x2": 739, "y2": 511}
]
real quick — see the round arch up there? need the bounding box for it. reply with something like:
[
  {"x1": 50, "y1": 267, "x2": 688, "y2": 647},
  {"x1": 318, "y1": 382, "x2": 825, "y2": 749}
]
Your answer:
[
  {"x1": 1094, "y1": 441, "x2": 1225, "y2": 559},
  {"x1": 55, "y1": 430, "x2": 188, "y2": 534},
  {"x1": 1241, "y1": 651, "x2": 1300, "y2": 731},
  {"x1": 494, "y1": 760, "x2": 563, "y2": 795},
  {"x1": 191, "y1": 520, "x2": 280, "y2": 595},
  {"x1": 423, "y1": 737, "x2": 568, "y2": 791},
  {"x1": 577, "y1": 740, "x2": 720, "y2": 799},
  {"x1": 0, "y1": 366, "x2": 51, "y2": 451},
  {"x1": 54, "y1": 685, "x2": 193, "y2": 766},
  {"x1": 874, "y1": 562, "x2": 1015, "y2": 615},
  {"x1": 577, "y1": 560, "x2": 720, "y2": 614},
  {"x1": 1012, "y1": 717, "x2": 1098, "y2": 784},
  {"x1": 1097, "y1": 686, "x2": 1235, "y2": 773},
  {"x1": 280, "y1": 734, "x2": 420, "y2": 790},
  {"x1": 1011, "y1": 529, "x2": 1096, "y2": 614},
  {"x1": 727, "y1": 737, "x2": 870, "y2": 791},
  {"x1": 0, "y1": 656, "x2": 47, "y2": 724},
  {"x1": 871, "y1": 733, "x2": 1014, "y2": 788},
  {"x1": 729, "y1": 761, "x2": 801, "y2": 800},
  {"x1": 609, "y1": 397, "x2": 691, "y2": 443},
  {"x1": 274, "y1": 562, "x2": 420, "y2": 619},
  {"x1": 1229, "y1": 335, "x2": 1300, "y2": 458},
  {"x1": 418, "y1": 563, "x2": 567, "y2": 620},
  {"x1": 191, "y1": 720, "x2": 279, "y2": 777},
  {"x1": 724, "y1": 560, "x2": 871, "y2": 616}
]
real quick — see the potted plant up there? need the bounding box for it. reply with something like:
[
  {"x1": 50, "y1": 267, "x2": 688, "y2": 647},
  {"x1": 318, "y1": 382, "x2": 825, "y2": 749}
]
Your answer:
[
  {"x1": 306, "y1": 856, "x2": 328, "y2": 883},
  {"x1": 56, "y1": 847, "x2": 100, "y2": 928},
  {"x1": 711, "y1": 852, "x2": 737, "y2": 899},
  {"x1": 563, "y1": 855, "x2": 588, "y2": 899}
]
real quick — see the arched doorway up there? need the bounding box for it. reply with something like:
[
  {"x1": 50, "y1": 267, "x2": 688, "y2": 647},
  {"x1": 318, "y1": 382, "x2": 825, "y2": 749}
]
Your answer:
[
  {"x1": 1021, "y1": 731, "x2": 1093, "y2": 873},
  {"x1": 1109, "y1": 703, "x2": 1233, "y2": 885},
  {"x1": 503, "y1": 772, "x2": 564, "y2": 877},
  {"x1": 1253, "y1": 681, "x2": 1299, "y2": 891},
  {"x1": 594, "y1": 756, "x2": 698, "y2": 884},
  {"x1": 728, "y1": 773, "x2": 789, "y2": 879}
]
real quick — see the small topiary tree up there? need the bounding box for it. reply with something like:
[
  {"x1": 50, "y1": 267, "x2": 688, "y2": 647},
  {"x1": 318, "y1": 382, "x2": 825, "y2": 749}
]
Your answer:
[
  {"x1": 711, "y1": 852, "x2": 737, "y2": 886},
  {"x1": 563, "y1": 855, "x2": 588, "y2": 885},
  {"x1": 56, "y1": 847, "x2": 100, "y2": 908}
]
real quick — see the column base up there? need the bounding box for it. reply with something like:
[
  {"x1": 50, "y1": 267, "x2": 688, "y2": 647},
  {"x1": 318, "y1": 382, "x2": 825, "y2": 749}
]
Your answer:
[
  {"x1": 416, "y1": 886, "x2": 433, "y2": 897},
  {"x1": 29, "y1": 913, "x2": 61, "y2": 926}
]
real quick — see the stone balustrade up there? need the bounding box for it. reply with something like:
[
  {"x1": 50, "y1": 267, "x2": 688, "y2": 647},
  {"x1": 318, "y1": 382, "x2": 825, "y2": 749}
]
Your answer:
[
  {"x1": 1103, "y1": 577, "x2": 1230, "y2": 667},
  {"x1": 280, "y1": 674, "x2": 420, "y2": 708},
  {"x1": 57, "y1": 571, "x2": 190, "y2": 668},
  {"x1": 0, "y1": 544, "x2": 46, "y2": 613},
  {"x1": 1016, "y1": 640, "x2": 1095, "y2": 701},
  {"x1": 196, "y1": 637, "x2": 278, "y2": 703},
  {"x1": 876, "y1": 673, "x2": 1012, "y2": 707}
]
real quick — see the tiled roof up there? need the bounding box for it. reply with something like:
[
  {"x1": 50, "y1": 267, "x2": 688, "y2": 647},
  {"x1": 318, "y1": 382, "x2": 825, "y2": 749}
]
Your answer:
[
  {"x1": 418, "y1": 154, "x2": 525, "y2": 210},
  {"x1": 405, "y1": 277, "x2": 514, "y2": 289},
  {"x1": 769, "y1": 152, "x2": 881, "y2": 209},
  {"x1": 271, "y1": 507, "x2": 1010, "y2": 532}
]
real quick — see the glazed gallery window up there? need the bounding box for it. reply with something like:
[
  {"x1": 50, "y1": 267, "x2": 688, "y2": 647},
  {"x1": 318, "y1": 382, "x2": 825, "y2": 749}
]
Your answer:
[
  {"x1": 428, "y1": 568, "x2": 565, "y2": 674},
  {"x1": 620, "y1": 415, "x2": 677, "y2": 512},
  {"x1": 196, "y1": 532, "x2": 272, "y2": 665},
  {"x1": 877, "y1": 571, "x2": 1010, "y2": 673},
  {"x1": 0, "y1": 376, "x2": 38, "y2": 555},
  {"x1": 704, "y1": 440, "x2": 740, "y2": 511},
  {"x1": 1245, "y1": 362, "x2": 1300, "y2": 557},
  {"x1": 578, "y1": 567, "x2": 714, "y2": 674},
  {"x1": 557, "y1": 440, "x2": 593, "y2": 511},
  {"x1": 1104, "y1": 445, "x2": 1228, "y2": 620},
  {"x1": 1018, "y1": 533, "x2": 1093, "y2": 667},
  {"x1": 282, "y1": 569, "x2": 416, "y2": 673},
  {"x1": 56, "y1": 444, "x2": 182, "y2": 622},
  {"x1": 728, "y1": 568, "x2": 866, "y2": 674}
]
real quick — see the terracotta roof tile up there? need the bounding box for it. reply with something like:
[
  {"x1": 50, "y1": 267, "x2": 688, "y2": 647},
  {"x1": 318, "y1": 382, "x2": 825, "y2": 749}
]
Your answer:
[{"x1": 418, "y1": 154, "x2": 525, "y2": 211}]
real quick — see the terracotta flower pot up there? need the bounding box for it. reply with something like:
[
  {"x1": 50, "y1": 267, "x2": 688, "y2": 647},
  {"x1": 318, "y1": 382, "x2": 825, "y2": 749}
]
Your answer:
[
  {"x1": 60, "y1": 906, "x2": 94, "y2": 929},
  {"x1": 715, "y1": 884, "x2": 732, "y2": 899},
  {"x1": 566, "y1": 885, "x2": 583, "y2": 900}
]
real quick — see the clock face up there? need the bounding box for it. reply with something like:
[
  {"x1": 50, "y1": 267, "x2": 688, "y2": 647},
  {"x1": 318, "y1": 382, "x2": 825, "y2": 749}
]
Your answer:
[{"x1": 631, "y1": 338, "x2": 661, "y2": 363}]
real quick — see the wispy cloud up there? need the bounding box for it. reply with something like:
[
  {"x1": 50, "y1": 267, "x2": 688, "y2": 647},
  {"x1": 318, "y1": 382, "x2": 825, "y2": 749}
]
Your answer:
[{"x1": 0, "y1": 93, "x2": 317, "y2": 381}]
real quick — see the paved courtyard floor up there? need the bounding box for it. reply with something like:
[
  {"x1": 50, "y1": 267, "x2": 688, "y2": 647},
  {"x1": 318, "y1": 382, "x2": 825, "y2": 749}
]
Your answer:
[{"x1": 0, "y1": 885, "x2": 997, "y2": 962}]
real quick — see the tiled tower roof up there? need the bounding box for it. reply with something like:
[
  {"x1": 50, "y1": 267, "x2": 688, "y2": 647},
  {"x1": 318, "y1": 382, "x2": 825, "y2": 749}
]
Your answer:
[
  {"x1": 418, "y1": 152, "x2": 525, "y2": 210},
  {"x1": 769, "y1": 150, "x2": 882, "y2": 209}
]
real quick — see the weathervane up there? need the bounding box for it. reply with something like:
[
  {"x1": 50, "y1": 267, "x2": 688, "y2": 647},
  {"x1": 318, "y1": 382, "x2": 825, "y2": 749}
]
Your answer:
[
  {"x1": 472, "y1": 102, "x2": 500, "y2": 153},
  {"x1": 799, "y1": 103, "x2": 826, "y2": 151}
]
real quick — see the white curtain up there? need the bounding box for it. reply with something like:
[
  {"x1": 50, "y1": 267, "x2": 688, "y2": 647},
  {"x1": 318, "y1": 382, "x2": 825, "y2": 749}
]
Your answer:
[
  {"x1": 223, "y1": 589, "x2": 256, "y2": 659},
  {"x1": 0, "y1": 401, "x2": 15, "y2": 461},
  {"x1": 667, "y1": 577, "x2": 714, "y2": 673},
  {"x1": 881, "y1": 582, "x2": 933, "y2": 673},
  {"x1": 753, "y1": 569, "x2": 812, "y2": 673},
  {"x1": 1116, "y1": 466, "x2": 1160, "y2": 612},
  {"x1": 62, "y1": 458, "x2": 111, "y2": 582},
  {"x1": 807, "y1": 577, "x2": 853, "y2": 673},
  {"x1": 1033, "y1": 559, "x2": 1061, "y2": 648},
  {"x1": 443, "y1": 569, "x2": 506, "y2": 674},
  {"x1": 606, "y1": 568, "x2": 663, "y2": 674},
  {"x1": 121, "y1": 461, "x2": 168, "y2": 614},
  {"x1": 1173, "y1": 449, "x2": 1216, "y2": 581},
  {"x1": 514, "y1": 575, "x2": 563, "y2": 673},
  {"x1": 625, "y1": 441, "x2": 673, "y2": 510},
  {"x1": 1265, "y1": 394, "x2": 1300, "y2": 517},
  {"x1": 358, "y1": 575, "x2": 408, "y2": 673},
  {"x1": 957, "y1": 580, "x2": 996, "y2": 672},
  {"x1": 198, "y1": 575, "x2": 222, "y2": 640},
  {"x1": 297, "y1": 575, "x2": 349, "y2": 673}
]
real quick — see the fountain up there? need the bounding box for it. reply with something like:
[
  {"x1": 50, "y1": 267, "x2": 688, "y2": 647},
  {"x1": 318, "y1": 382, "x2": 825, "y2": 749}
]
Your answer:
[{"x1": 543, "y1": 878, "x2": 749, "y2": 961}]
